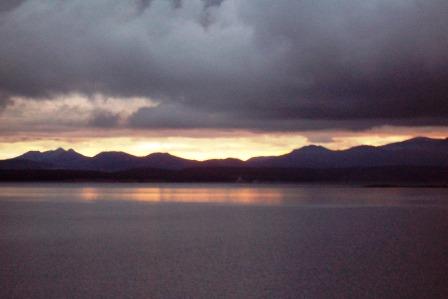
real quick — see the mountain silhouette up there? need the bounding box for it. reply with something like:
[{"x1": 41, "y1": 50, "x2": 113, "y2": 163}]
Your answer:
[
  {"x1": 9, "y1": 149, "x2": 196, "y2": 171},
  {"x1": 18, "y1": 148, "x2": 88, "y2": 168},
  {"x1": 1, "y1": 137, "x2": 447, "y2": 171},
  {"x1": 247, "y1": 137, "x2": 448, "y2": 168}
]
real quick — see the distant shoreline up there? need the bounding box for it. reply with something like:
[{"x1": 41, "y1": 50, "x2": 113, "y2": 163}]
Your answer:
[
  {"x1": 363, "y1": 184, "x2": 448, "y2": 188},
  {"x1": 1, "y1": 166, "x2": 447, "y2": 186},
  {"x1": 0, "y1": 181, "x2": 447, "y2": 189}
]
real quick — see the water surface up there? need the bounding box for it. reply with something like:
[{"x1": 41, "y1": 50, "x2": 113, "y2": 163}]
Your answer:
[
  {"x1": 1, "y1": 183, "x2": 447, "y2": 298},
  {"x1": 1, "y1": 183, "x2": 447, "y2": 206}
]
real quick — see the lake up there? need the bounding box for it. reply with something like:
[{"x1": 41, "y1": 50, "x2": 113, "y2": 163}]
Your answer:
[{"x1": 1, "y1": 183, "x2": 448, "y2": 298}]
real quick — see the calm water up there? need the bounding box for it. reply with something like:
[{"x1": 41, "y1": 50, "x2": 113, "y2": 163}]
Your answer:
[{"x1": 1, "y1": 183, "x2": 448, "y2": 298}]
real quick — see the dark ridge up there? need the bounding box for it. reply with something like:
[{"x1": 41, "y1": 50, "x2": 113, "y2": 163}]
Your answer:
[{"x1": 2, "y1": 136, "x2": 448, "y2": 172}]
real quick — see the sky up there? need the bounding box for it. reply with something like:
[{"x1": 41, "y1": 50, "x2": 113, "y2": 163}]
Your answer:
[{"x1": 0, "y1": 0, "x2": 447, "y2": 160}]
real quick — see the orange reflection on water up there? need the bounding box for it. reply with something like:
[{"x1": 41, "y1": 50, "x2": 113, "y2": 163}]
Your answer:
[
  {"x1": 80, "y1": 187, "x2": 100, "y2": 201},
  {"x1": 79, "y1": 186, "x2": 284, "y2": 205}
]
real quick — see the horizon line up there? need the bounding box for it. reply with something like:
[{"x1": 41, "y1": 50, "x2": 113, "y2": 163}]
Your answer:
[{"x1": 7, "y1": 135, "x2": 447, "y2": 162}]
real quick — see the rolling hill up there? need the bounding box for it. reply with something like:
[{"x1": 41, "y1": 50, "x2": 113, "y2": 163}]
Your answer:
[{"x1": 0, "y1": 137, "x2": 447, "y2": 184}]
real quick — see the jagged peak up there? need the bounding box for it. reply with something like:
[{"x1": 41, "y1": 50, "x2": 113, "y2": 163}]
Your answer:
[
  {"x1": 51, "y1": 147, "x2": 77, "y2": 153},
  {"x1": 43, "y1": 147, "x2": 77, "y2": 154},
  {"x1": 53, "y1": 148, "x2": 81, "y2": 155},
  {"x1": 21, "y1": 148, "x2": 68, "y2": 156}
]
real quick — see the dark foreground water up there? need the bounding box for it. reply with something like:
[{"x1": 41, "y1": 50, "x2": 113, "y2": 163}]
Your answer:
[{"x1": 1, "y1": 184, "x2": 448, "y2": 298}]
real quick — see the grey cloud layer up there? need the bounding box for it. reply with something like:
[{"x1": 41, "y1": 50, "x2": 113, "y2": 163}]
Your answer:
[{"x1": 1, "y1": 0, "x2": 448, "y2": 131}]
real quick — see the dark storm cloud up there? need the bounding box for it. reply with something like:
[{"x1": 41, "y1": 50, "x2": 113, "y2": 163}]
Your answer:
[
  {"x1": 89, "y1": 110, "x2": 121, "y2": 128},
  {"x1": 0, "y1": 0, "x2": 447, "y2": 131},
  {"x1": 0, "y1": 0, "x2": 25, "y2": 12}
]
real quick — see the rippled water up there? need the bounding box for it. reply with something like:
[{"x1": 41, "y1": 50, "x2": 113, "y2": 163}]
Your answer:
[
  {"x1": 1, "y1": 183, "x2": 448, "y2": 298},
  {"x1": 1, "y1": 183, "x2": 448, "y2": 206}
]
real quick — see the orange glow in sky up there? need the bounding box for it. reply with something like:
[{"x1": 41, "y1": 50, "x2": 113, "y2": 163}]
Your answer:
[{"x1": 0, "y1": 128, "x2": 446, "y2": 160}]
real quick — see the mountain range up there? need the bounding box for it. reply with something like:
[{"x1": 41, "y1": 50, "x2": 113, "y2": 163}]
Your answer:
[{"x1": 1, "y1": 137, "x2": 447, "y2": 172}]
